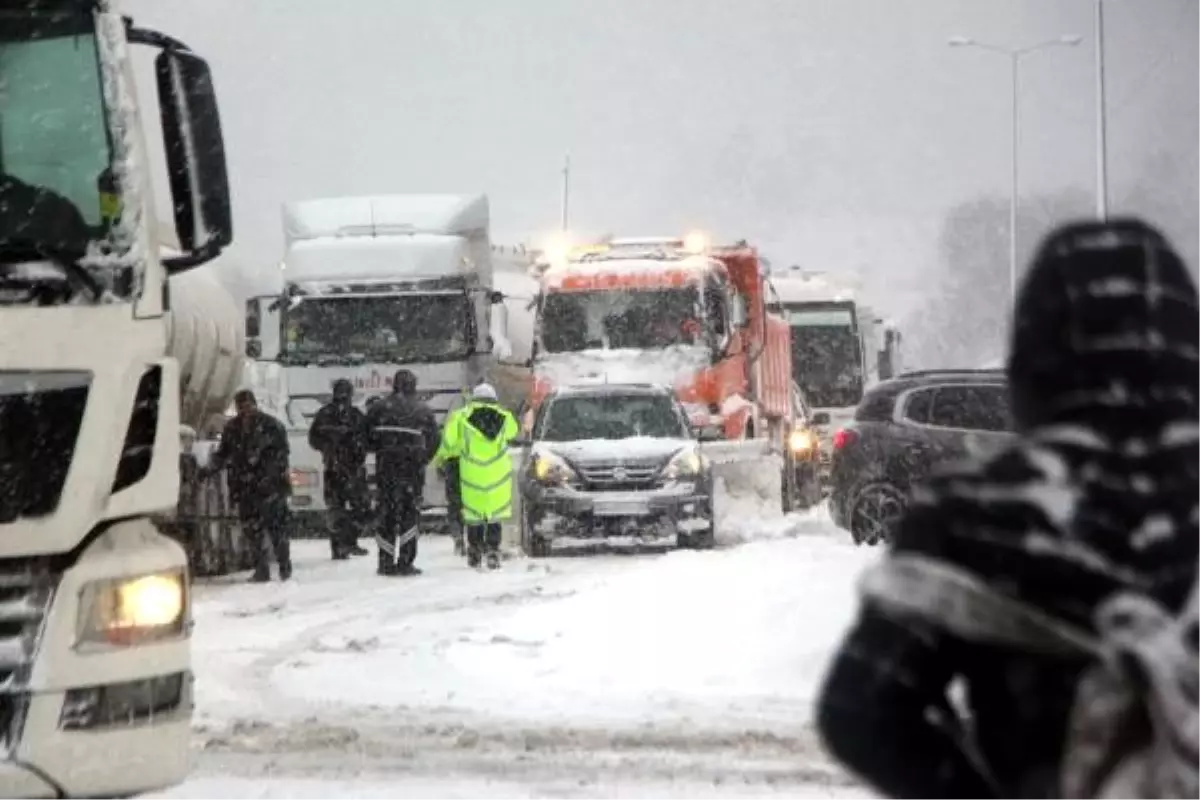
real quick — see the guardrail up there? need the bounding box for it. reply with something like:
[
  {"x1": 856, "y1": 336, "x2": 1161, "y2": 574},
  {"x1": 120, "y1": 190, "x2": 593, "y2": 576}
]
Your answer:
[{"x1": 160, "y1": 454, "x2": 254, "y2": 578}]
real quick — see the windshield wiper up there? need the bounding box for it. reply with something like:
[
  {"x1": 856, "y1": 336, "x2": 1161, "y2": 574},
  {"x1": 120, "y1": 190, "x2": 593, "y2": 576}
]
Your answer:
[{"x1": 0, "y1": 243, "x2": 103, "y2": 301}]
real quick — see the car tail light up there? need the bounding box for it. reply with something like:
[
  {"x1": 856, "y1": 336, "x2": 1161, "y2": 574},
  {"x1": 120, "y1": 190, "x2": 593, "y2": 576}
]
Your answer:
[{"x1": 832, "y1": 428, "x2": 857, "y2": 450}]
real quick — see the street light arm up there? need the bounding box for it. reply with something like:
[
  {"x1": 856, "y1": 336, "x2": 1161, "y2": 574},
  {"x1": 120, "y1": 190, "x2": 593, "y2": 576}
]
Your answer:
[{"x1": 1015, "y1": 35, "x2": 1084, "y2": 55}]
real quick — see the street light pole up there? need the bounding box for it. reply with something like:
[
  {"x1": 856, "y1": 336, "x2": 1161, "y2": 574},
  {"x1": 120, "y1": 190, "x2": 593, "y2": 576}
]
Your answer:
[
  {"x1": 948, "y1": 34, "x2": 1082, "y2": 301},
  {"x1": 560, "y1": 154, "x2": 571, "y2": 232},
  {"x1": 1094, "y1": 0, "x2": 1110, "y2": 220},
  {"x1": 1010, "y1": 54, "x2": 1020, "y2": 306}
]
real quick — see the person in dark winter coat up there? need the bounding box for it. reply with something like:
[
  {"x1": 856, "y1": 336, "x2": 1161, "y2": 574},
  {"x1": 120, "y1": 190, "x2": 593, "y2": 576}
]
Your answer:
[
  {"x1": 207, "y1": 389, "x2": 294, "y2": 582},
  {"x1": 308, "y1": 379, "x2": 370, "y2": 560},
  {"x1": 816, "y1": 218, "x2": 1200, "y2": 798},
  {"x1": 365, "y1": 369, "x2": 440, "y2": 575}
]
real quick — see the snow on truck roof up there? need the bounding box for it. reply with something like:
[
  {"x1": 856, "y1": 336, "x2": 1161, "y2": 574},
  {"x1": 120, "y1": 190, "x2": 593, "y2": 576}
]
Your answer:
[
  {"x1": 283, "y1": 194, "x2": 489, "y2": 247},
  {"x1": 770, "y1": 270, "x2": 862, "y2": 304}
]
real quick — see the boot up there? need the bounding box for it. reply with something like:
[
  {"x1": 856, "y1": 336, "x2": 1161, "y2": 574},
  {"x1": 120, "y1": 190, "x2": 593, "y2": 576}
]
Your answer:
[
  {"x1": 279, "y1": 561, "x2": 293, "y2": 581},
  {"x1": 249, "y1": 570, "x2": 270, "y2": 583},
  {"x1": 349, "y1": 544, "x2": 369, "y2": 557},
  {"x1": 486, "y1": 550, "x2": 501, "y2": 570},
  {"x1": 331, "y1": 542, "x2": 349, "y2": 561},
  {"x1": 466, "y1": 545, "x2": 482, "y2": 569}
]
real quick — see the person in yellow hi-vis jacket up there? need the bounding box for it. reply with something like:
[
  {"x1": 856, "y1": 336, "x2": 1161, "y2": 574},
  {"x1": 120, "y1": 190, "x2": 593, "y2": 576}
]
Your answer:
[{"x1": 433, "y1": 383, "x2": 519, "y2": 569}]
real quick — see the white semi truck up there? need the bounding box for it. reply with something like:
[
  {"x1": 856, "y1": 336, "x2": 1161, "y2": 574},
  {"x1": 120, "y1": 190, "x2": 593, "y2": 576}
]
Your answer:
[
  {"x1": 244, "y1": 195, "x2": 519, "y2": 535},
  {"x1": 0, "y1": 1, "x2": 233, "y2": 795},
  {"x1": 769, "y1": 267, "x2": 902, "y2": 479}
]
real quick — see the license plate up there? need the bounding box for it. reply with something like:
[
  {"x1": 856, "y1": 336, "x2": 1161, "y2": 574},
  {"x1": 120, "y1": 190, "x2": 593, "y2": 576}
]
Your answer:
[{"x1": 593, "y1": 497, "x2": 650, "y2": 517}]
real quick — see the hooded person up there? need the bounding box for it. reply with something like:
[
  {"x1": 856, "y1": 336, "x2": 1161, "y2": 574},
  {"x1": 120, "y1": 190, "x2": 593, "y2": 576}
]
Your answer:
[
  {"x1": 433, "y1": 382, "x2": 519, "y2": 569},
  {"x1": 365, "y1": 369, "x2": 440, "y2": 575},
  {"x1": 308, "y1": 379, "x2": 370, "y2": 560},
  {"x1": 815, "y1": 218, "x2": 1199, "y2": 798}
]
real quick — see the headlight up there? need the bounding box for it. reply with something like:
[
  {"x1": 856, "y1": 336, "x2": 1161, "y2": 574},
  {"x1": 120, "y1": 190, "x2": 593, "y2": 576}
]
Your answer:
[
  {"x1": 530, "y1": 450, "x2": 577, "y2": 485},
  {"x1": 662, "y1": 447, "x2": 706, "y2": 481},
  {"x1": 789, "y1": 428, "x2": 818, "y2": 455},
  {"x1": 77, "y1": 570, "x2": 188, "y2": 647},
  {"x1": 289, "y1": 467, "x2": 318, "y2": 489}
]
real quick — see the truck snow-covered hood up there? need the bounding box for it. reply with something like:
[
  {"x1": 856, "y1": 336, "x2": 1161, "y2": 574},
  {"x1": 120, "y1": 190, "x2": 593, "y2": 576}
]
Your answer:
[
  {"x1": 535, "y1": 346, "x2": 710, "y2": 390},
  {"x1": 534, "y1": 437, "x2": 692, "y2": 468}
]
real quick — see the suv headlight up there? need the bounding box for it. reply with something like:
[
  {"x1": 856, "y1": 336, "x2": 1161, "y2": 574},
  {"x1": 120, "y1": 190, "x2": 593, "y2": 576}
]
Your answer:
[
  {"x1": 529, "y1": 450, "x2": 577, "y2": 486},
  {"x1": 77, "y1": 569, "x2": 188, "y2": 648},
  {"x1": 662, "y1": 447, "x2": 706, "y2": 481}
]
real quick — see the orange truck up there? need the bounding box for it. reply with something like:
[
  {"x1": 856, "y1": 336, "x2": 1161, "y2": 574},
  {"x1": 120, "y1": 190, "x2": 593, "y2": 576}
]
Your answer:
[{"x1": 524, "y1": 234, "x2": 795, "y2": 449}]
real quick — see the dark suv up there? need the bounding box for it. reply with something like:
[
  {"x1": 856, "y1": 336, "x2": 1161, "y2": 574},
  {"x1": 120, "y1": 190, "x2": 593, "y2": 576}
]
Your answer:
[{"x1": 829, "y1": 369, "x2": 1014, "y2": 545}]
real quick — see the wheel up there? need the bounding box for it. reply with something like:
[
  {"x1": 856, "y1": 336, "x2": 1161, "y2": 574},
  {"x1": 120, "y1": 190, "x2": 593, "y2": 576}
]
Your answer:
[
  {"x1": 780, "y1": 456, "x2": 798, "y2": 513},
  {"x1": 848, "y1": 481, "x2": 907, "y2": 545},
  {"x1": 677, "y1": 529, "x2": 715, "y2": 550},
  {"x1": 678, "y1": 492, "x2": 717, "y2": 549},
  {"x1": 520, "y1": 509, "x2": 550, "y2": 557}
]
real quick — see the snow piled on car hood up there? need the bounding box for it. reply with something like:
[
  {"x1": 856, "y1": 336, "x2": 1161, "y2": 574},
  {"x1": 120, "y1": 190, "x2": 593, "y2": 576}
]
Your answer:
[
  {"x1": 535, "y1": 345, "x2": 711, "y2": 389},
  {"x1": 535, "y1": 437, "x2": 690, "y2": 464}
]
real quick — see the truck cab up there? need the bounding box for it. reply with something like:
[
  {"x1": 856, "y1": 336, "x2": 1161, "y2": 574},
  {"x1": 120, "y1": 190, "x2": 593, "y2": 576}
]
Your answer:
[
  {"x1": 0, "y1": 0, "x2": 232, "y2": 794},
  {"x1": 526, "y1": 234, "x2": 792, "y2": 443}
]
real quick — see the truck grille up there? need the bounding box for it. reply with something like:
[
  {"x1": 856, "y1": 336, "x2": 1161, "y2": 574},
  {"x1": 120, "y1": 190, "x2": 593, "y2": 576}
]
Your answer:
[
  {"x1": 0, "y1": 371, "x2": 91, "y2": 523},
  {"x1": 577, "y1": 461, "x2": 663, "y2": 491},
  {"x1": 0, "y1": 559, "x2": 55, "y2": 756}
]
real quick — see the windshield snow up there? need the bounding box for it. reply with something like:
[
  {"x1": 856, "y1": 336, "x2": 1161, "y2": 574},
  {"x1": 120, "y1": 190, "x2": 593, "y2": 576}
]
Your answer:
[
  {"x1": 283, "y1": 293, "x2": 473, "y2": 364},
  {"x1": 541, "y1": 287, "x2": 704, "y2": 352},
  {"x1": 538, "y1": 393, "x2": 689, "y2": 441}
]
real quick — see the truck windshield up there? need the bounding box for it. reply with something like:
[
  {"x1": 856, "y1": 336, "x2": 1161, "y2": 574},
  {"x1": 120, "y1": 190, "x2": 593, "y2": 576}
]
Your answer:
[
  {"x1": 538, "y1": 393, "x2": 688, "y2": 441},
  {"x1": 541, "y1": 287, "x2": 703, "y2": 353},
  {"x1": 1, "y1": 9, "x2": 117, "y2": 246},
  {"x1": 787, "y1": 305, "x2": 865, "y2": 408},
  {"x1": 282, "y1": 293, "x2": 473, "y2": 364}
]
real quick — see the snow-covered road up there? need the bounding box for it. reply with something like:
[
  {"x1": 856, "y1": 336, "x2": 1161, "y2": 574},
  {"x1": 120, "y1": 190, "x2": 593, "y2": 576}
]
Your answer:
[{"x1": 151, "y1": 505, "x2": 877, "y2": 798}]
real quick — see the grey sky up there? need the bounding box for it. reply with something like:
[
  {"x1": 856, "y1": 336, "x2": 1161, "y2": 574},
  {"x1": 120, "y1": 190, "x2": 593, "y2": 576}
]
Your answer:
[{"x1": 127, "y1": 0, "x2": 1197, "y2": 322}]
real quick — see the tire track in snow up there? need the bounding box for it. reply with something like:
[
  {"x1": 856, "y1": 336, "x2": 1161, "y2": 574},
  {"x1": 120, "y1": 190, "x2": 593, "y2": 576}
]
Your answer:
[{"x1": 191, "y1": 537, "x2": 861, "y2": 791}]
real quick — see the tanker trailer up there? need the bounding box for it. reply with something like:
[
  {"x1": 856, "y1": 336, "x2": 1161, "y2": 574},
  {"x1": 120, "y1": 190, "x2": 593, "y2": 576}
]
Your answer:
[{"x1": 155, "y1": 246, "x2": 253, "y2": 576}]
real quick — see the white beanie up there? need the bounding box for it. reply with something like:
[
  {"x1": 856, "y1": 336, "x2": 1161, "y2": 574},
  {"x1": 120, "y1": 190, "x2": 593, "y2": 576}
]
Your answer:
[{"x1": 471, "y1": 382, "x2": 498, "y2": 401}]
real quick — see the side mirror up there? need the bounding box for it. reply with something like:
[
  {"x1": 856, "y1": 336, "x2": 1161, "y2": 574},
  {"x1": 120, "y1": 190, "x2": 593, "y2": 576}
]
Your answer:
[
  {"x1": 246, "y1": 338, "x2": 262, "y2": 359},
  {"x1": 245, "y1": 298, "x2": 260, "y2": 338},
  {"x1": 811, "y1": 411, "x2": 831, "y2": 426},
  {"x1": 729, "y1": 294, "x2": 748, "y2": 328},
  {"x1": 128, "y1": 24, "x2": 233, "y2": 272},
  {"x1": 694, "y1": 425, "x2": 724, "y2": 442}
]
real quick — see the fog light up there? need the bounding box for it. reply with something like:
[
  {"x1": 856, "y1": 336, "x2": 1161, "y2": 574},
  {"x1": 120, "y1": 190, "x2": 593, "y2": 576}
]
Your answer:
[{"x1": 60, "y1": 672, "x2": 187, "y2": 730}]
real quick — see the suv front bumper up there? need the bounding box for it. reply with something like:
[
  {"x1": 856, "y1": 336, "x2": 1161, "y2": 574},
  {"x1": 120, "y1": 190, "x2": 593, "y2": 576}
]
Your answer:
[{"x1": 523, "y1": 480, "x2": 713, "y2": 540}]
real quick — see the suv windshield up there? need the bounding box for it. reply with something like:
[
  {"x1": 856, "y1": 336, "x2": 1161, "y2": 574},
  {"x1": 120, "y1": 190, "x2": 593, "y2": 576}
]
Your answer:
[
  {"x1": 282, "y1": 293, "x2": 474, "y2": 364},
  {"x1": 1, "y1": 9, "x2": 119, "y2": 251},
  {"x1": 541, "y1": 287, "x2": 704, "y2": 352},
  {"x1": 538, "y1": 393, "x2": 689, "y2": 441}
]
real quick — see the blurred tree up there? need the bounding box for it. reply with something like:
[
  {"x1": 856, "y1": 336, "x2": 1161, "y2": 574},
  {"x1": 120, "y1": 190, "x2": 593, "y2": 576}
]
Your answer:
[{"x1": 904, "y1": 187, "x2": 1090, "y2": 369}]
